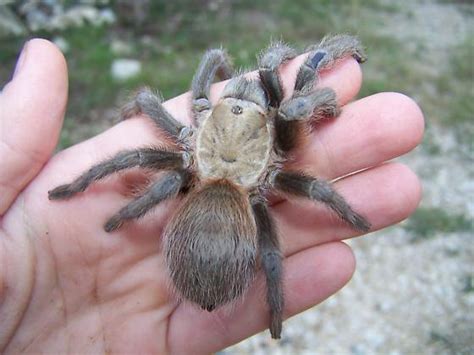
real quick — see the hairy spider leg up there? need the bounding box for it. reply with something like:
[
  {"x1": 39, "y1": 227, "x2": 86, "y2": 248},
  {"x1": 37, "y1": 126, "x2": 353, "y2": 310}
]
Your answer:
[
  {"x1": 258, "y1": 41, "x2": 298, "y2": 107},
  {"x1": 191, "y1": 49, "x2": 234, "y2": 125},
  {"x1": 272, "y1": 170, "x2": 371, "y2": 232},
  {"x1": 252, "y1": 200, "x2": 283, "y2": 339},
  {"x1": 274, "y1": 87, "x2": 339, "y2": 153},
  {"x1": 105, "y1": 169, "x2": 190, "y2": 232},
  {"x1": 121, "y1": 88, "x2": 187, "y2": 143},
  {"x1": 48, "y1": 148, "x2": 185, "y2": 200}
]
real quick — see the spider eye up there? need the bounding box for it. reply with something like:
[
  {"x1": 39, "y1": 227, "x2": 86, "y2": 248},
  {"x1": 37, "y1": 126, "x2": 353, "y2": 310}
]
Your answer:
[{"x1": 231, "y1": 105, "x2": 243, "y2": 115}]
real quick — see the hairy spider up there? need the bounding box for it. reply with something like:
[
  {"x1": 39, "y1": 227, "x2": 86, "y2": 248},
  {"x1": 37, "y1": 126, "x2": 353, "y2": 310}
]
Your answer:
[{"x1": 48, "y1": 34, "x2": 370, "y2": 339}]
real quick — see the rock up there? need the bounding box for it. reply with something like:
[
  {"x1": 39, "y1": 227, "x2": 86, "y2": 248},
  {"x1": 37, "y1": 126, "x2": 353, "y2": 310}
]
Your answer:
[
  {"x1": 110, "y1": 40, "x2": 133, "y2": 55},
  {"x1": 0, "y1": 5, "x2": 26, "y2": 37},
  {"x1": 18, "y1": 2, "x2": 116, "y2": 32},
  {"x1": 111, "y1": 59, "x2": 142, "y2": 81},
  {"x1": 53, "y1": 36, "x2": 69, "y2": 53}
]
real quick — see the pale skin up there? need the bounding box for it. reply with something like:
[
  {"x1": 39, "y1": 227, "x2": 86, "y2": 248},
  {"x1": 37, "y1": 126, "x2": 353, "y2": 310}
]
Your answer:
[{"x1": 0, "y1": 39, "x2": 423, "y2": 354}]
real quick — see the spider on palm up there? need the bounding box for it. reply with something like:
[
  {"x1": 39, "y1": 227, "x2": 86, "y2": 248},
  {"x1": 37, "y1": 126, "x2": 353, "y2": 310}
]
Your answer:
[{"x1": 48, "y1": 34, "x2": 370, "y2": 339}]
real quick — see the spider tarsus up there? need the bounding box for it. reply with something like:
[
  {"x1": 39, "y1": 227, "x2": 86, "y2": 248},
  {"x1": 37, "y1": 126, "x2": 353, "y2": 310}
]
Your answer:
[
  {"x1": 347, "y1": 42, "x2": 367, "y2": 63},
  {"x1": 204, "y1": 304, "x2": 216, "y2": 312},
  {"x1": 270, "y1": 313, "x2": 283, "y2": 339},
  {"x1": 104, "y1": 216, "x2": 122, "y2": 233},
  {"x1": 252, "y1": 201, "x2": 284, "y2": 341},
  {"x1": 120, "y1": 100, "x2": 140, "y2": 120},
  {"x1": 48, "y1": 185, "x2": 75, "y2": 200},
  {"x1": 309, "y1": 50, "x2": 327, "y2": 69},
  {"x1": 349, "y1": 212, "x2": 372, "y2": 233}
]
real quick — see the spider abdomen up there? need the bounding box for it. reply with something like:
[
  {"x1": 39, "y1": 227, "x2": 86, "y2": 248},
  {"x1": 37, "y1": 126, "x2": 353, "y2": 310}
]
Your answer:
[
  {"x1": 164, "y1": 179, "x2": 258, "y2": 310},
  {"x1": 196, "y1": 98, "x2": 272, "y2": 187}
]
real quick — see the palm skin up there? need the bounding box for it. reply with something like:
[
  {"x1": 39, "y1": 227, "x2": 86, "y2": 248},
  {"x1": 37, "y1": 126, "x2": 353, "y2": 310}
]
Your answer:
[{"x1": 0, "y1": 39, "x2": 423, "y2": 354}]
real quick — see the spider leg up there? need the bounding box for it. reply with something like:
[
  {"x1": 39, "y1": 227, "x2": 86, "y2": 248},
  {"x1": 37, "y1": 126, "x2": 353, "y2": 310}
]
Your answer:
[
  {"x1": 258, "y1": 41, "x2": 298, "y2": 107},
  {"x1": 252, "y1": 199, "x2": 283, "y2": 339},
  {"x1": 104, "y1": 169, "x2": 190, "y2": 232},
  {"x1": 275, "y1": 87, "x2": 339, "y2": 152},
  {"x1": 295, "y1": 34, "x2": 366, "y2": 94},
  {"x1": 279, "y1": 87, "x2": 339, "y2": 122},
  {"x1": 271, "y1": 170, "x2": 371, "y2": 232},
  {"x1": 48, "y1": 148, "x2": 186, "y2": 200},
  {"x1": 191, "y1": 49, "x2": 234, "y2": 125},
  {"x1": 121, "y1": 88, "x2": 187, "y2": 142}
]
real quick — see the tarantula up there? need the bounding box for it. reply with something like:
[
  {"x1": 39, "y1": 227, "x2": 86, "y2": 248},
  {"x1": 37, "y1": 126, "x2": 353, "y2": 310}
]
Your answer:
[{"x1": 48, "y1": 34, "x2": 370, "y2": 339}]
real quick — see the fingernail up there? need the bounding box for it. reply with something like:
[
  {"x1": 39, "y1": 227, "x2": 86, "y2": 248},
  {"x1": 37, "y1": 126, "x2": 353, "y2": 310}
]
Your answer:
[{"x1": 13, "y1": 40, "x2": 30, "y2": 78}]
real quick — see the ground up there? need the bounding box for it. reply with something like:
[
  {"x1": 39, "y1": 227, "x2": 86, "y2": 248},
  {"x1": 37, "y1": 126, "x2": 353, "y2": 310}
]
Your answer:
[{"x1": 1, "y1": 0, "x2": 473, "y2": 353}]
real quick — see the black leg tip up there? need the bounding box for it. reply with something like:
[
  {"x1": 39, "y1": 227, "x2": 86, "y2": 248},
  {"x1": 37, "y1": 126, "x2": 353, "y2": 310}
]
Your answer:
[
  {"x1": 270, "y1": 319, "x2": 282, "y2": 339},
  {"x1": 104, "y1": 216, "x2": 122, "y2": 233},
  {"x1": 48, "y1": 185, "x2": 73, "y2": 200},
  {"x1": 202, "y1": 303, "x2": 215, "y2": 312},
  {"x1": 353, "y1": 51, "x2": 368, "y2": 63},
  {"x1": 309, "y1": 50, "x2": 327, "y2": 69},
  {"x1": 352, "y1": 214, "x2": 371, "y2": 233}
]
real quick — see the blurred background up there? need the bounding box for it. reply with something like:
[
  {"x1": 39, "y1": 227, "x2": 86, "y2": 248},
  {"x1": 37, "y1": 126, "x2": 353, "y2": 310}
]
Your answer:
[{"x1": 1, "y1": 0, "x2": 472, "y2": 353}]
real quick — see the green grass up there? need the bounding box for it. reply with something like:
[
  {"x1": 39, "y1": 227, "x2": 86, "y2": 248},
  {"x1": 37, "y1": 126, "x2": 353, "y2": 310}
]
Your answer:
[
  {"x1": 405, "y1": 207, "x2": 473, "y2": 241},
  {"x1": 436, "y1": 34, "x2": 474, "y2": 124},
  {"x1": 430, "y1": 33, "x2": 474, "y2": 149}
]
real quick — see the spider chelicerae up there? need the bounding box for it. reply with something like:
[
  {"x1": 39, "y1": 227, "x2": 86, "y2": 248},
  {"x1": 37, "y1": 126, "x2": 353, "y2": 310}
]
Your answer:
[{"x1": 48, "y1": 34, "x2": 370, "y2": 339}]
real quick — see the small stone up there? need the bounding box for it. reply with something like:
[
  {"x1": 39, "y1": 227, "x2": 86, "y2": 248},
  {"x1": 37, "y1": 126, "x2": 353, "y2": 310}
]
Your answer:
[
  {"x1": 99, "y1": 8, "x2": 116, "y2": 24},
  {"x1": 53, "y1": 36, "x2": 69, "y2": 53},
  {"x1": 111, "y1": 59, "x2": 142, "y2": 81},
  {"x1": 0, "y1": 6, "x2": 26, "y2": 37},
  {"x1": 350, "y1": 344, "x2": 366, "y2": 355},
  {"x1": 110, "y1": 40, "x2": 132, "y2": 55}
]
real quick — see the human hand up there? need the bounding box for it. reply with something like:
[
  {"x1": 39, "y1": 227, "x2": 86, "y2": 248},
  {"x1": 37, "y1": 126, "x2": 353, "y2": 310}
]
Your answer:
[{"x1": 0, "y1": 39, "x2": 423, "y2": 353}]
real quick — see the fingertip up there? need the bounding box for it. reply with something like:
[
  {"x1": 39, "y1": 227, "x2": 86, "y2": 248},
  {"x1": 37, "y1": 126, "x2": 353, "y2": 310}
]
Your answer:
[
  {"x1": 362, "y1": 92, "x2": 425, "y2": 162},
  {"x1": 319, "y1": 58, "x2": 363, "y2": 104},
  {"x1": 286, "y1": 242, "x2": 356, "y2": 314},
  {"x1": 344, "y1": 162, "x2": 422, "y2": 232},
  {"x1": 337, "y1": 241, "x2": 357, "y2": 282},
  {"x1": 384, "y1": 92, "x2": 425, "y2": 148},
  {"x1": 7, "y1": 38, "x2": 68, "y2": 90},
  {"x1": 384, "y1": 162, "x2": 423, "y2": 222},
  {"x1": 2, "y1": 38, "x2": 68, "y2": 151}
]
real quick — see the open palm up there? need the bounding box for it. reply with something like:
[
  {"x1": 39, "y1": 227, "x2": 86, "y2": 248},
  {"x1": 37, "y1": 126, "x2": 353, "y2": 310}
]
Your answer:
[{"x1": 0, "y1": 40, "x2": 423, "y2": 354}]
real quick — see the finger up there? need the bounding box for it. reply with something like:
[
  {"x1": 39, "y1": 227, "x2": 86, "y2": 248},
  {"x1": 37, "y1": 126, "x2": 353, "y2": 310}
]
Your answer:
[
  {"x1": 168, "y1": 241, "x2": 355, "y2": 353},
  {"x1": 290, "y1": 92, "x2": 425, "y2": 179},
  {"x1": 273, "y1": 162, "x2": 422, "y2": 256},
  {"x1": 0, "y1": 39, "x2": 67, "y2": 215}
]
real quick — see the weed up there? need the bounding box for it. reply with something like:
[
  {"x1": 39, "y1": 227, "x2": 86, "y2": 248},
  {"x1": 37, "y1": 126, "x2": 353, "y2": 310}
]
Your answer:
[{"x1": 405, "y1": 206, "x2": 472, "y2": 241}]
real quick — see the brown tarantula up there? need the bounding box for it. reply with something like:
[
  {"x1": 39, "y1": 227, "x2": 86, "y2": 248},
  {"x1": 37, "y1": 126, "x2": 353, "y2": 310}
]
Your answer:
[{"x1": 48, "y1": 34, "x2": 370, "y2": 339}]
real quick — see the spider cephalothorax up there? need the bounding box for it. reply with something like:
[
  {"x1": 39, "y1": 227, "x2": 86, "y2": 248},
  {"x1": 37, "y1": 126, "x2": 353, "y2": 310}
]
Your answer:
[{"x1": 49, "y1": 35, "x2": 370, "y2": 339}]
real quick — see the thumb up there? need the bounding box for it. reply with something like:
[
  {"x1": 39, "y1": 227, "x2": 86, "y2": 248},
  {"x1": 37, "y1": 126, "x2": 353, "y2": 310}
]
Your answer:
[{"x1": 0, "y1": 39, "x2": 68, "y2": 215}]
